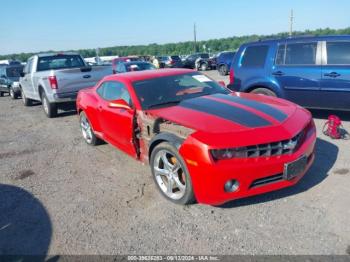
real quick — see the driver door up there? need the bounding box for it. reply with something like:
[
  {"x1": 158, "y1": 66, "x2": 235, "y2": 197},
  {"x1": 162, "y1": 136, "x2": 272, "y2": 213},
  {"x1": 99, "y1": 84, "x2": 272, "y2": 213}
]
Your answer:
[{"x1": 96, "y1": 81, "x2": 137, "y2": 157}]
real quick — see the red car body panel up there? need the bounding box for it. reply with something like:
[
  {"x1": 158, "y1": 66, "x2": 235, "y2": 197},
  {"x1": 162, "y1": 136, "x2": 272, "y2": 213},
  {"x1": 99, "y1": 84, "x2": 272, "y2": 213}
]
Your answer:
[{"x1": 76, "y1": 69, "x2": 317, "y2": 205}]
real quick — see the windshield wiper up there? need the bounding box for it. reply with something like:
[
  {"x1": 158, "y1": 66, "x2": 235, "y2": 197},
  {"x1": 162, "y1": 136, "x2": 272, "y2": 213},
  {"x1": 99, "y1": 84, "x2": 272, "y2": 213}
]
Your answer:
[{"x1": 147, "y1": 100, "x2": 181, "y2": 109}]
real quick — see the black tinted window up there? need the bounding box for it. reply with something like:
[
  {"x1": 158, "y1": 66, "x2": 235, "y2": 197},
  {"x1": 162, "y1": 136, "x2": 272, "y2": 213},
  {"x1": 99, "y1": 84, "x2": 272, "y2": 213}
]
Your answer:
[
  {"x1": 284, "y1": 42, "x2": 317, "y2": 65},
  {"x1": 241, "y1": 45, "x2": 269, "y2": 67},
  {"x1": 327, "y1": 41, "x2": 350, "y2": 64},
  {"x1": 37, "y1": 55, "x2": 85, "y2": 71}
]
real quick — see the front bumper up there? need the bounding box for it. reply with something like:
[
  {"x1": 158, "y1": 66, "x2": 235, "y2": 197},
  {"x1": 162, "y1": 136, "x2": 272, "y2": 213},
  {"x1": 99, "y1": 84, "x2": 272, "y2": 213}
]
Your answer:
[{"x1": 180, "y1": 122, "x2": 317, "y2": 205}]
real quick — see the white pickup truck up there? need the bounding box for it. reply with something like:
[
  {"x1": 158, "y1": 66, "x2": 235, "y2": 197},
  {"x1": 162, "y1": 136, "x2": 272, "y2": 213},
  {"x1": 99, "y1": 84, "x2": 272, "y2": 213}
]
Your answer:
[{"x1": 20, "y1": 52, "x2": 112, "y2": 117}]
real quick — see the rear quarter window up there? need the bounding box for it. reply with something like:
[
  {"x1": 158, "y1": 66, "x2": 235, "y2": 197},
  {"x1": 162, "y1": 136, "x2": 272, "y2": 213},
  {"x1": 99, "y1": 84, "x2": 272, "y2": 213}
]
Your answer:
[{"x1": 241, "y1": 45, "x2": 269, "y2": 68}]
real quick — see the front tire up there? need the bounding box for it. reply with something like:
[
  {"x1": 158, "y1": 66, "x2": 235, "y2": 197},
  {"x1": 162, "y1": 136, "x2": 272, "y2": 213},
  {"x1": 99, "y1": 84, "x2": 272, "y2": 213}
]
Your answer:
[
  {"x1": 150, "y1": 142, "x2": 196, "y2": 205},
  {"x1": 21, "y1": 88, "x2": 33, "y2": 106},
  {"x1": 250, "y1": 87, "x2": 277, "y2": 97},
  {"x1": 41, "y1": 92, "x2": 57, "y2": 118},
  {"x1": 79, "y1": 111, "x2": 101, "y2": 146}
]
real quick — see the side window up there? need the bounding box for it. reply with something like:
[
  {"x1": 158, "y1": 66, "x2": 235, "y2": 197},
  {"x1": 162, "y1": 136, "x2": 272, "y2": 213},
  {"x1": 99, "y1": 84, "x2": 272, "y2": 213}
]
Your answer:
[
  {"x1": 284, "y1": 42, "x2": 317, "y2": 65},
  {"x1": 275, "y1": 44, "x2": 286, "y2": 65},
  {"x1": 24, "y1": 58, "x2": 33, "y2": 74},
  {"x1": 98, "y1": 81, "x2": 132, "y2": 105},
  {"x1": 117, "y1": 63, "x2": 125, "y2": 73},
  {"x1": 96, "y1": 83, "x2": 105, "y2": 97},
  {"x1": 326, "y1": 41, "x2": 350, "y2": 65},
  {"x1": 241, "y1": 45, "x2": 269, "y2": 68},
  {"x1": 27, "y1": 58, "x2": 34, "y2": 73}
]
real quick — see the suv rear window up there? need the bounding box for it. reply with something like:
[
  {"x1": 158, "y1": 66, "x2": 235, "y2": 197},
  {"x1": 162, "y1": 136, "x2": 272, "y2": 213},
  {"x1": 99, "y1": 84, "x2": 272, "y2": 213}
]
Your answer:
[
  {"x1": 327, "y1": 41, "x2": 350, "y2": 64},
  {"x1": 277, "y1": 42, "x2": 317, "y2": 65},
  {"x1": 241, "y1": 45, "x2": 269, "y2": 67},
  {"x1": 37, "y1": 55, "x2": 85, "y2": 71}
]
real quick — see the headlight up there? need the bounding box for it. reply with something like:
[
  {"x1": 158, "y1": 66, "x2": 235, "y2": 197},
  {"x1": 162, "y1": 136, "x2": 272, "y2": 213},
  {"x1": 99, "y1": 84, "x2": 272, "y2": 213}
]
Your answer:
[
  {"x1": 210, "y1": 147, "x2": 247, "y2": 160},
  {"x1": 12, "y1": 82, "x2": 20, "y2": 87}
]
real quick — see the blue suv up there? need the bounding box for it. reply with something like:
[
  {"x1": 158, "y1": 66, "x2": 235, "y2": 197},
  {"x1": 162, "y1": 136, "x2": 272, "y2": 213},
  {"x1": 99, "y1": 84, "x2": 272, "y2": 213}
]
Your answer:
[
  {"x1": 227, "y1": 35, "x2": 350, "y2": 110},
  {"x1": 216, "y1": 51, "x2": 236, "y2": 76}
]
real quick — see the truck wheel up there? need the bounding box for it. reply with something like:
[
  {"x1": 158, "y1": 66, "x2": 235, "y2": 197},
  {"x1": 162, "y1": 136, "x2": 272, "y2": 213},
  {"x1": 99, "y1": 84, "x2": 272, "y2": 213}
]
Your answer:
[
  {"x1": 21, "y1": 89, "x2": 33, "y2": 106},
  {"x1": 0, "y1": 92, "x2": 3, "y2": 97},
  {"x1": 41, "y1": 92, "x2": 57, "y2": 118},
  {"x1": 150, "y1": 142, "x2": 196, "y2": 205},
  {"x1": 79, "y1": 111, "x2": 101, "y2": 145},
  {"x1": 250, "y1": 88, "x2": 277, "y2": 97},
  {"x1": 200, "y1": 63, "x2": 208, "y2": 71},
  {"x1": 219, "y1": 65, "x2": 228, "y2": 76},
  {"x1": 10, "y1": 87, "x2": 18, "y2": 99}
]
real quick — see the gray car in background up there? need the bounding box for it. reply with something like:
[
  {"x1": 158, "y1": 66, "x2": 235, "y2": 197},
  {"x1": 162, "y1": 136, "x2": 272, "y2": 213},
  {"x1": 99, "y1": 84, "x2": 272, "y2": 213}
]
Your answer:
[{"x1": 19, "y1": 52, "x2": 112, "y2": 117}]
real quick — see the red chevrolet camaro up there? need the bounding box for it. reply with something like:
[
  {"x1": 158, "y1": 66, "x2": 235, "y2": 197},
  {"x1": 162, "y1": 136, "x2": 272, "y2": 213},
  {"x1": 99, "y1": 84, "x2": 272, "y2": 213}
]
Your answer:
[{"x1": 76, "y1": 69, "x2": 316, "y2": 205}]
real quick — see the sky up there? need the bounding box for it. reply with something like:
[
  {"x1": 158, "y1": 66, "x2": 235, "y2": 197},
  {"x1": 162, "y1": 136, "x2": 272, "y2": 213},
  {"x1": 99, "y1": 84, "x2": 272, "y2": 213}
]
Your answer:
[{"x1": 1, "y1": 0, "x2": 349, "y2": 55}]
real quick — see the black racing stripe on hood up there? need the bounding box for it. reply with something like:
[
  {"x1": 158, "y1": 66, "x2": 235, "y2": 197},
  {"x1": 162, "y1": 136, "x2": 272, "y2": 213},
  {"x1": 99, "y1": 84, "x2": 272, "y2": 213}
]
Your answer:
[
  {"x1": 179, "y1": 97, "x2": 272, "y2": 128},
  {"x1": 212, "y1": 93, "x2": 288, "y2": 122}
]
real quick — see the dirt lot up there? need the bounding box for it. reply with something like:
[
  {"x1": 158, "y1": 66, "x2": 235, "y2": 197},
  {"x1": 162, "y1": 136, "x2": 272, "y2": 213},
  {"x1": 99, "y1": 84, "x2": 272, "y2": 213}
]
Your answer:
[{"x1": 0, "y1": 70, "x2": 349, "y2": 255}]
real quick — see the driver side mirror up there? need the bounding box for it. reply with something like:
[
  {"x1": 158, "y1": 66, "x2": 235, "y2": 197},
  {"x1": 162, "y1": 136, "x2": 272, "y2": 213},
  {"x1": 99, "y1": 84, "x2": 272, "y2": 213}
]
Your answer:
[
  {"x1": 218, "y1": 80, "x2": 226, "y2": 87},
  {"x1": 108, "y1": 99, "x2": 132, "y2": 111},
  {"x1": 20, "y1": 72, "x2": 25, "y2": 77},
  {"x1": 1, "y1": 75, "x2": 6, "y2": 78}
]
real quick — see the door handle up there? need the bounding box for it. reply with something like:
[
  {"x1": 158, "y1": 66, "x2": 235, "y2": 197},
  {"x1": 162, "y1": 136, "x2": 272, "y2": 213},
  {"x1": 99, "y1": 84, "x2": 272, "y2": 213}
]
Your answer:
[
  {"x1": 98, "y1": 106, "x2": 103, "y2": 112},
  {"x1": 324, "y1": 72, "x2": 341, "y2": 78},
  {"x1": 83, "y1": 75, "x2": 91, "y2": 79},
  {"x1": 272, "y1": 71, "x2": 284, "y2": 76}
]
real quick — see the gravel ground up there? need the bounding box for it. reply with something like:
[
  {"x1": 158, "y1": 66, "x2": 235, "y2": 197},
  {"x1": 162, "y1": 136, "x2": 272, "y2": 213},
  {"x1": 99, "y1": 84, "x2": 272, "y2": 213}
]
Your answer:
[{"x1": 0, "y1": 70, "x2": 349, "y2": 256}]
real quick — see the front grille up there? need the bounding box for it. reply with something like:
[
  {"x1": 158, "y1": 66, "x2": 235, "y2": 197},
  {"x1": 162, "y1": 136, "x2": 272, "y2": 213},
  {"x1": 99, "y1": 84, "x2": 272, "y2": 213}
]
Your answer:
[
  {"x1": 250, "y1": 173, "x2": 284, "y2": 188},
  {"x1": 246, "y1": 130, "x2": 304, "y2": 158}
]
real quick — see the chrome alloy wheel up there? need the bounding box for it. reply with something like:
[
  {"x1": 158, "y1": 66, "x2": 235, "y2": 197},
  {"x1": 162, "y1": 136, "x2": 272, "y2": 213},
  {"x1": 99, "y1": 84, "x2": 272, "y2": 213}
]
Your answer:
[
  {"x1": 80, "y1": 114, "x2": 93, "y2": 144},
  {"x1": 153, "y1": 150, "x2": 186, "y2": 200},
  {"x1": 42, "y1": 95, "x2": 49, "y2": 114}
]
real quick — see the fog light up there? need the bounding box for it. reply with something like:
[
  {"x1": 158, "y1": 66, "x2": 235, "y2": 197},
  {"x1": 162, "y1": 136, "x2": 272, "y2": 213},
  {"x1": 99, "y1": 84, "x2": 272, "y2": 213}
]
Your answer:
[{"x1": 224, "y1": 179, "x2": 239, "y2": 193}]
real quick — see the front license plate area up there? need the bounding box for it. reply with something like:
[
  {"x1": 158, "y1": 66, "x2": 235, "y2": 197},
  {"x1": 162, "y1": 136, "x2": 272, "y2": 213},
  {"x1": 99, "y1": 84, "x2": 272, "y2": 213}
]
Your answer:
[{"x1": 284, "y1": 155, "x2": 307, "y2": 180}]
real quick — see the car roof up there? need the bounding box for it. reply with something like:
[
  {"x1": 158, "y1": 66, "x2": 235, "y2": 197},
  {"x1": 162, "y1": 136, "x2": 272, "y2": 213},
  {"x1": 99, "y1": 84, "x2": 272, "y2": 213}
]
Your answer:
[
  {"x1": 104, "y1": 68, "x2": 195, "y2": 82},
  {"x1": 244, "y1": 35, "x2": 350, "y2": 46},
  {"x1": 1, "y1": 64, "x2": 23, "y2": 69},
  {"x1": 35, "y1": 52, "x2": 80, "y2": 57}
]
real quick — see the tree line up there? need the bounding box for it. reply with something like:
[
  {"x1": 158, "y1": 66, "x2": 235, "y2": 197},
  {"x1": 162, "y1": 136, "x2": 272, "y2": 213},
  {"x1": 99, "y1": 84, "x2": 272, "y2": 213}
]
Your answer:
[{"x1": 1, "y1": 27, "x2": 350, "y2": 62}]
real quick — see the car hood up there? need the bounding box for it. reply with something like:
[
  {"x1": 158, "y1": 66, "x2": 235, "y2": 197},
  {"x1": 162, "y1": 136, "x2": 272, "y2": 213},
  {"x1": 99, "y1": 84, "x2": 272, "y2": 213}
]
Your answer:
[{"x1": 146, "y1": 93, "x2": 311, "y2": 147}]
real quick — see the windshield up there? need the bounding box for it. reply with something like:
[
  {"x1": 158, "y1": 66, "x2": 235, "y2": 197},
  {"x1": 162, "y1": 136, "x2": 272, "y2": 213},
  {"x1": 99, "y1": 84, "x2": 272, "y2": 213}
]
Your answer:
[
  {"x1": 126, "y1": 63, "x2": 155, "y2": 71},
  {"x1": 37, "y1": 55, "x2": 85, "y2": 71},
  {"x1": 132, "y1": 72, "x2": 230, "y2": 110},
  {"x1": 6, "y1": 66, "x2": 23, "y2": 77}
]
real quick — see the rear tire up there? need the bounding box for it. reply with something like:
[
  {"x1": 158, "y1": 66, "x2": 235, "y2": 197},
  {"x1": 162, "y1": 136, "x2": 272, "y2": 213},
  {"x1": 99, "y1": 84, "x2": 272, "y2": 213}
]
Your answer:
[
  {"x1": 219, "y1": 65, "x2": 228, "y2": 76},
  {"x1": 41, "y1": 92, "x2": 57, "y2": 118},
  {"x1": 250, "y1": 88, "x2": 277, "y2": 97},
  {"x1": 21, "y1": 88, "x2": 33, "y2": 106},
  {"x1": 150, "y1": 142, "x2": 196, "y2": 205}
]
